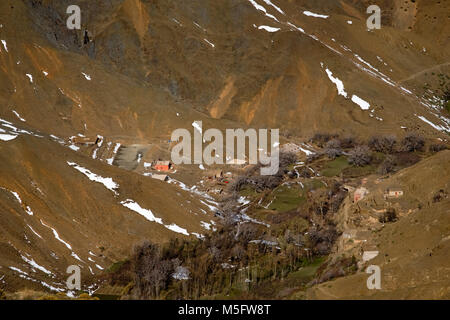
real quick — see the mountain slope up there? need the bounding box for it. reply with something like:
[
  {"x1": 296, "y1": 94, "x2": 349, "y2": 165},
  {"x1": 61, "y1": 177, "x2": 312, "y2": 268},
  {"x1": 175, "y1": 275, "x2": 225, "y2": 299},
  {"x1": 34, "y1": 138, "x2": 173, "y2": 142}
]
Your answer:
[{"x1": 0, "y1": 0, "x2": 448, "y2": 295}]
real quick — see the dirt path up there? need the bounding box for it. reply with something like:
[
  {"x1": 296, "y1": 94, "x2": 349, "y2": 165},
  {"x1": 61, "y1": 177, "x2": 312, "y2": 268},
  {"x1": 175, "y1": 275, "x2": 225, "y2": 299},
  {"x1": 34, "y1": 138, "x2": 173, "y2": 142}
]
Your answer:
[{"x1": 399, "y1": 62, "x2": 450, "y2": 83}]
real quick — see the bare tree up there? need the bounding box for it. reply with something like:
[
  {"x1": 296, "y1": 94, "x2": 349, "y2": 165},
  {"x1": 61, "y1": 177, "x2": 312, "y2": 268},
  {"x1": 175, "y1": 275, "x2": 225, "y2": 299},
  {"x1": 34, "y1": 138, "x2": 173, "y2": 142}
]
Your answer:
[
  {"x1": 348, "y1": 145, "x2": 372, "y2": 166},
  {"x1": 369, "y1": 135, "x2": 397, "y2": 153},
  {"x1": 377, "y1": 155, "x2": 396, "y2": 174},
  {"x1": 401, "y1": 133, "x2": 425, "y2": 152}
]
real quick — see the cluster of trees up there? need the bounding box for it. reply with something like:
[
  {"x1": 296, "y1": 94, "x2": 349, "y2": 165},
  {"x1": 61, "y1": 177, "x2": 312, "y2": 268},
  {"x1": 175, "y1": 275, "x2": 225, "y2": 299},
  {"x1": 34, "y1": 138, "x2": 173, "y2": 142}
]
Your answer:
[
  {"x1": 310, "y1": 132, "x2": 447, "y2": 175},
  {"x1": 107, "y1": 153, "x2": 353, "y2": 299},
  {"x1": 231, "y1": 151, "x2": 297, "y2": 193},
  {"x1": 114, "y1": 221, "x2": 314, "y2": 299}
]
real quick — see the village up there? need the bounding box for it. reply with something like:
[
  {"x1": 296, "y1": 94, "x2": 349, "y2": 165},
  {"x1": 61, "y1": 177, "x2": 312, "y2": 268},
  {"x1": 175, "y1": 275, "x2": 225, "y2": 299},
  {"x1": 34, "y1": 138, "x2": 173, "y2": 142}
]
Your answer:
[{"x1": 64, "y1": 130, "x2": 449, "y2": 300}]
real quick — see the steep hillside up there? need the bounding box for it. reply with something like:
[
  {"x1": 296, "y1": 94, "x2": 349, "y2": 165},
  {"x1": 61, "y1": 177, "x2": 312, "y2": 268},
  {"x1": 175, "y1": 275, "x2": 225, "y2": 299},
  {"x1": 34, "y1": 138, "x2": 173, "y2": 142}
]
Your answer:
[
  {"x1": 12, "y1": 0, "x2": 449, "y2": 137},
  {"x1": 305, "y1": 150, "x2": 450, "y2": 299},
  {"x1": 0, "y1": 0, "x2": 448, "y2": 296}
]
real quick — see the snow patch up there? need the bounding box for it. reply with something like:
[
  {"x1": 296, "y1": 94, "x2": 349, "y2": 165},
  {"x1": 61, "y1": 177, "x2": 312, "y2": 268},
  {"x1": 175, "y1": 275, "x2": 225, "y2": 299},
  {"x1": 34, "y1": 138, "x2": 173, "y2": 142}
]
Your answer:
[
  {"x1": 351, "y1": 95, "x2": 370, "y2": 110},
  {"x1": 120, "y1": 199, "x2": 163, "y2": 224},
  {"x1": 0, "y1": 133, "x2": 18, "y2": 141},
  {"x1": 248, "y1": 0, "x2": 279, "y2": 22},
  {"x1": 1, "y1": 40, "x2": 8, "y2": 52},
  {"x1": 325, "y1": 68, "x2": 347, "y2": 98},
  {"x1": 262, "y1": 0, "x2": 284, "y2": 14},
  {"x1": 12, "y1": 110, "x2": 26, "y2": 122},
  {"x1": 303, "y1": 11, "x2": 329, "y2": 19},
  {"x1": 81, "y1": 72, "x2": 91, "y2": 81},
  {"x1": 67, "y1": 162, "x2": 119, "y2": 195},
  {"x1": 258, "y1": 25, "x2": 280, "y2": 32},
  {"x1": 204, "y1": 39, "x2": 215, "y2": 47},
  {"x1": 40, "y1": 220, "x2": 72, "y2": 251}
]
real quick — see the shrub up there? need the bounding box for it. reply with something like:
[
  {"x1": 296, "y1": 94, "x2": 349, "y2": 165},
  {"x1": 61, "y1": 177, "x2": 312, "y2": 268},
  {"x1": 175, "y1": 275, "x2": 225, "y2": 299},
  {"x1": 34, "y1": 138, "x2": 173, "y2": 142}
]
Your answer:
[
  {"x1": 401, "y1": 133, "x2": 425, "y2": 152},
  {"x1": 325, "y1": 139, "x2": 341, "y2": 149},
  {"x1": 429, "y1": 143, "x2": 447, "y2": 153},
  {"x1": 311, "y1": 133, "x2": 338, "y2": 147},
  {"x1": 348, "y1": 146, "x2": 372, "y2": 166},
  {"x1": 379, "y1": 208, "x2": 397, "y2": 223},
  {"x1": 432, "y1": 189, "x2": 447, "y2": 203},
  {"x1": 377, "y1": 155, "x2": 396, "y2": 175},
  {"x1": 323, "y1": 139, "x2": 342, "y2": 159},
  {"x1": 230, "y1": 176, "x2": 247, "y2": 192},
  {"x1": 279, "y1": 151, "x2": 297, "y2": 168},
  {"x1": 368, "y1": 135, "x2": 397, "y2": 153},
  {"x1": 324, "y1": 148, "x2": 342, "y2": 159},
  {"x1": 297, "y1": 167, "x2": 312, "y2": 178},
  {"x1": 331, "y1": 190, "x2": 347, "y2": 212}
]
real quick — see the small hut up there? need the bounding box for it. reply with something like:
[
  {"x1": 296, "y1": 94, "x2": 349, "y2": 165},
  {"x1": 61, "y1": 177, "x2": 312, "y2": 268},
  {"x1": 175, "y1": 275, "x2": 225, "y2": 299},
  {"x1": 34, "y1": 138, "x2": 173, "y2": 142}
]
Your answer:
[{"x1": 154, "y1": 161, "x2": 172, "y2": 171}]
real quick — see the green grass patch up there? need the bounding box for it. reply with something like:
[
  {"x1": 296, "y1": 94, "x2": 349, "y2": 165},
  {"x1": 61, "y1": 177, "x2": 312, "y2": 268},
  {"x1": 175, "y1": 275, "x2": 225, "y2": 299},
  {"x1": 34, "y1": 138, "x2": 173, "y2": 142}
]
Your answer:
[
  {"x1": 268, "y1": 184, "x2": 305, "y2": 212},
  {"x1": 239, "y1": 186, "x2": 259, "y2": 199},
  {"x1": 343, "y1": 164, "x2": 376, "y2": 177},
  {"x1": 287, "y1": 257, "x2": 325, "y2": 283},
  {"x1": 106, "y1": 260, "x2": 128, "y2": 273},
  {"x1": 321, "y1": 156, "x2": 350, "y2": 177}
]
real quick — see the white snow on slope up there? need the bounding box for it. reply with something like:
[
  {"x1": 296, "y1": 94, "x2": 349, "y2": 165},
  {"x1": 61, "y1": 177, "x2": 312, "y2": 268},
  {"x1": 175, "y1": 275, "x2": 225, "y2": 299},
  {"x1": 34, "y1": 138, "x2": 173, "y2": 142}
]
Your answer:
[
  {"x1": 193, "y1": 22, "x2": 206, "y2": 32},
  {"x1": 262, "y1": 0, "x2": 284, "y2": 14},
  {"x1": 299, "y1": 145, "x2": 314, "y2": 156},
  {"x1": 12, "y1": 110, "x2": 26, "y2": 122},
  {"x1": 106, "y1": 143, "x2": 121, "y2": 165},
  {"x1": 417, "y1": 115, "x2": 448, "y2": 132},
  {"x1": 204, "y1": 39, "x2": 215, "y2": 47},
  {"x1": 0, "y1": 133, "x2": 18, "y2": 141},
  {"x1": 1, "y1": 121, "x2": 42, "y2": 138},
  {"x1": 120, "y1": 199, "x2": 190, "y2": 236},
  {"x1": 287, "y1": 22, "x2": 305, "y2": 33},
  {"x1": 39, "y1": 220, "x2": 82, "y2": 263},
  {"x1": 26, "y1": 74, "x2": 33, "y2": 83},
  {"x1": 9, "y1": 267, "x2": 64, "y2": 292},
  {"x1": 248, "y1": 0, "x2": 279, "y2": 22},
  {"x1": 325, "y1": 68, "x2": 347, "y2": 97},
  {"x1": 25, "y1": 205, "x2": 34, "y2": 216},
  {"x1": 200, "y1": 221, "x2": 212, "y2": 230},
  {"x1": 40, "y1": 220, "x2": 72, "y2": 250},
  {"x1": 71, "y1": 252, "x2": 83, "y2": 262},
  {"x1": 303, "y1": 11, "x2": 329, "y2": 19},
  {"x1": 28, "y1": 225, "x2": 42, "y2": 239},
  {"x1": 67, "y1": 162, "x2": 119, "y2": 195},
  {"x1": 258, "y1": 25, "x2": 280, "y2": 32},
  {"x1": 1, "y1": 40, "x2": 8, "y2": 52},
  {"x1": 21, "y1": 255, "x2": 53, "y2": 276},
  {"x1": 166, "y1": 224, "x2": 189, "y2": 236},
  {"x1": 167, "y1": 177, "x2": 220, "y2": 213},
  {"x1": 351, "y1": 95, "x2": 370, "y2": 110},
  {"x1": 81, "y1": 72, "x2": 91, "y2": 80},
  {"x1": 120, "y1": 199, "x2": 163, "y2": 224}
]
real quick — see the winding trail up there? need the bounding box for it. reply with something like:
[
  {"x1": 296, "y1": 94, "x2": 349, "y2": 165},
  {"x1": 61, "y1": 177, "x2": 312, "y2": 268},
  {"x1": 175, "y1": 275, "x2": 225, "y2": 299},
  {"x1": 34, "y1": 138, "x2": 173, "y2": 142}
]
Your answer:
[{"x1": 399, "y1": 62, "x2": 450, "y2": 83}]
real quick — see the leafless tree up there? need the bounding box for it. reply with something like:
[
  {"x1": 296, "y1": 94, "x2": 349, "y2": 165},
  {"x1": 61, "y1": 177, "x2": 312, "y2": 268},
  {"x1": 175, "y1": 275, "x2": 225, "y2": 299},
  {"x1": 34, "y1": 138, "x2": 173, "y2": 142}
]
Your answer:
[
  {"x1": 348, "y1": 145, "x2": 372, "y2": 166},
  {"x1": 401, "y1": 133, "x2": 425, "y2": 152}
]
